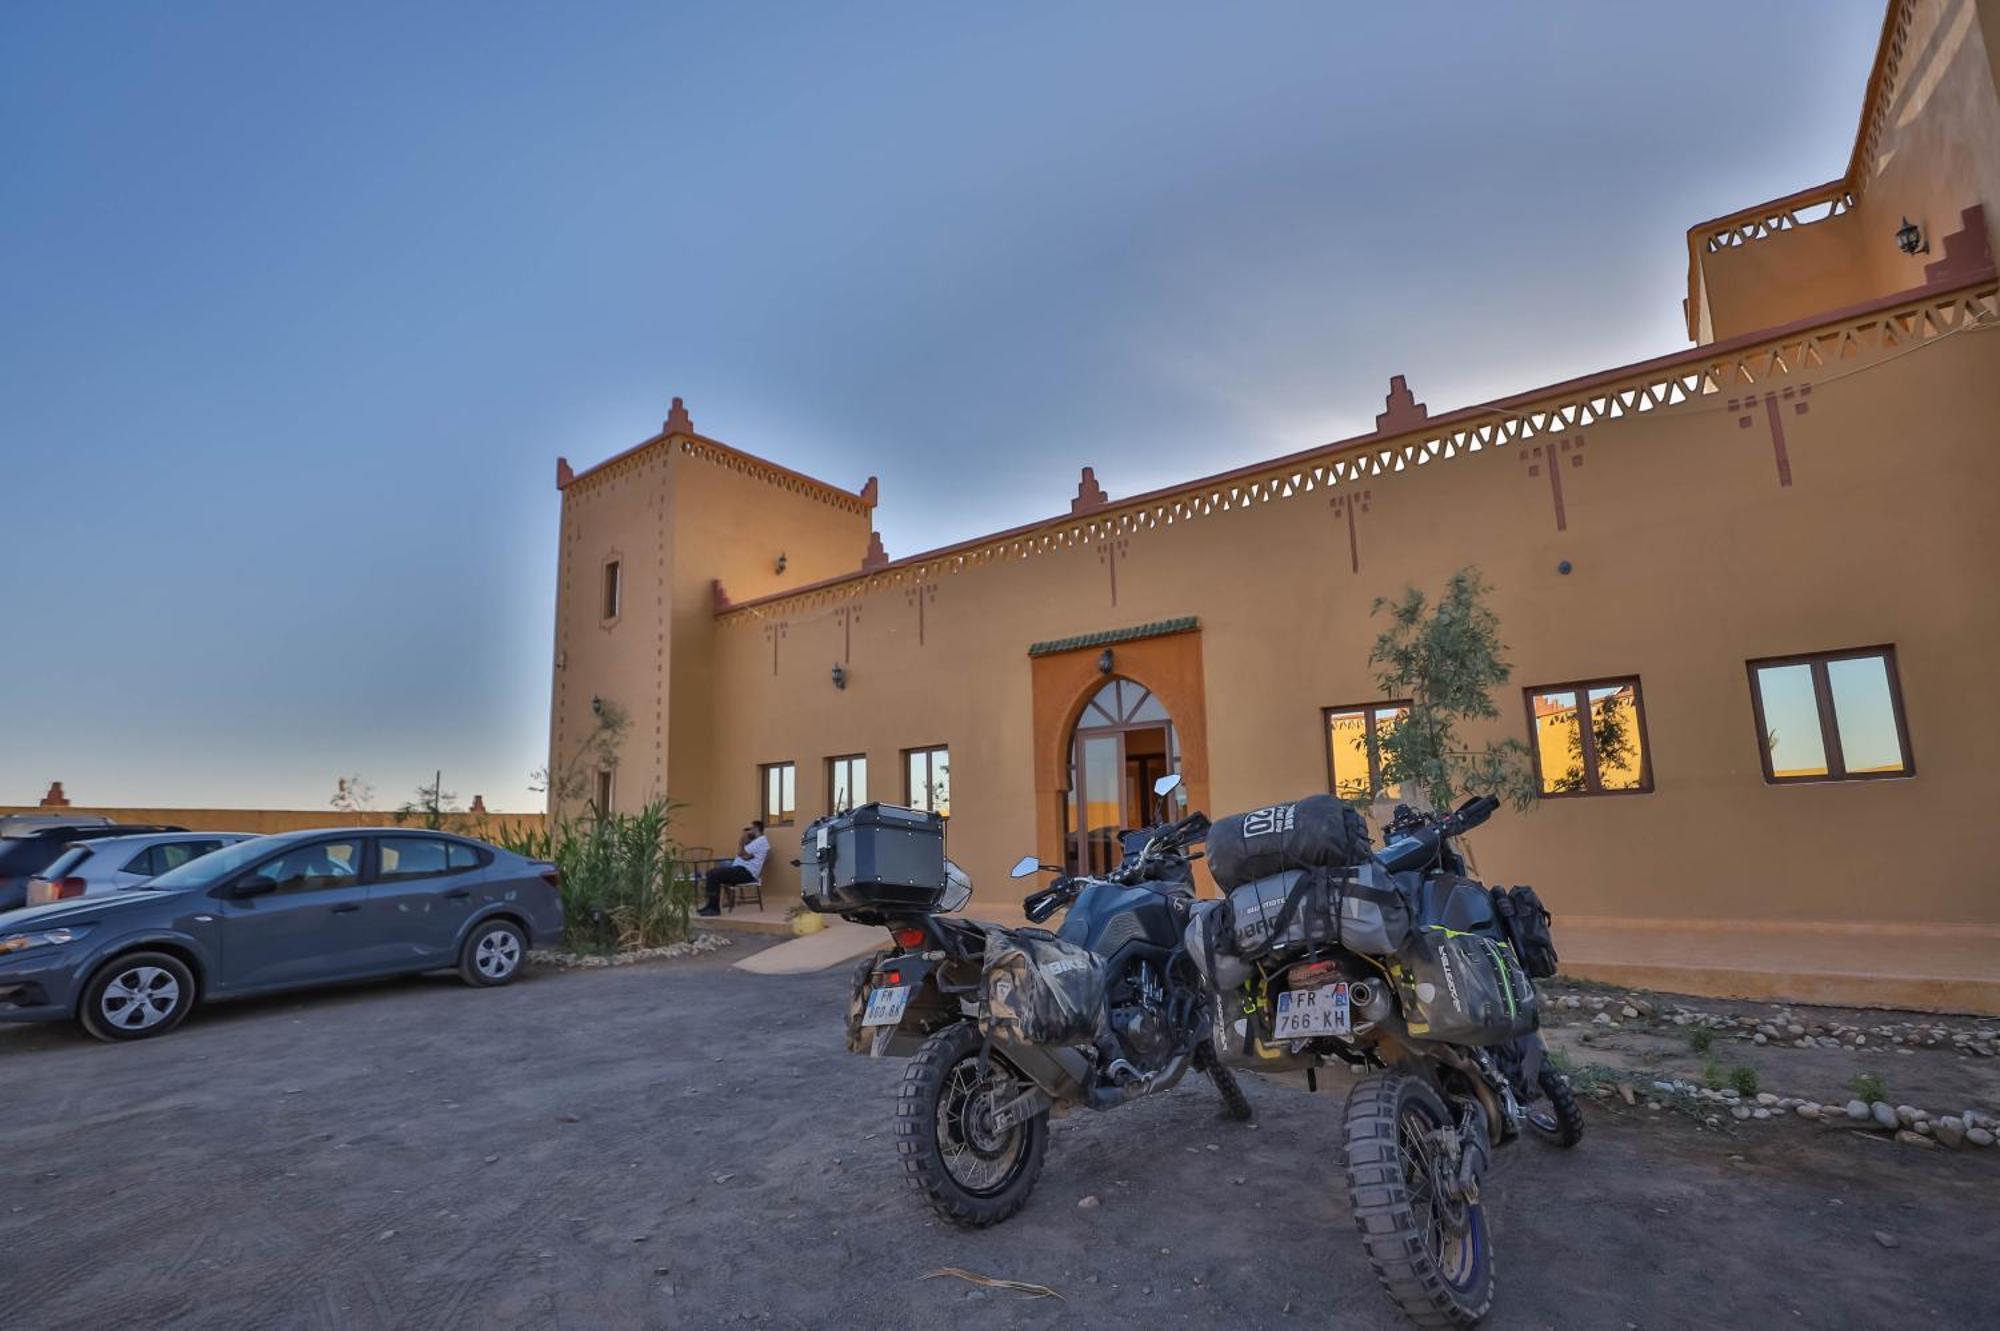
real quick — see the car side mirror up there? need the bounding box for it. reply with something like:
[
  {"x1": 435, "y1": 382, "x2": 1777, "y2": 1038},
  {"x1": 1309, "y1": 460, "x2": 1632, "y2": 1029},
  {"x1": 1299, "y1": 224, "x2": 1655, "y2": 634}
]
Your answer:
[{"x1": 230, "y1": 875, "x2": 277, "y2": 899}]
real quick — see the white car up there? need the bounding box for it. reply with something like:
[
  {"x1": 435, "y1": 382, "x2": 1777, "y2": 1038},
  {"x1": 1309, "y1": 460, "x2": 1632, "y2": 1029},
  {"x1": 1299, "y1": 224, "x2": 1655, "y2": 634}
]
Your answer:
[{"x1": 25, "y1": 832, "x2": 256, "y2": 907}]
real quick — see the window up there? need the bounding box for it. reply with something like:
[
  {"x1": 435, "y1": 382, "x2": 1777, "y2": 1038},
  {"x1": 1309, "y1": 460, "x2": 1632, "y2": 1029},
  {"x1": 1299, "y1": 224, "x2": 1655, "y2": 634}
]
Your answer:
[
  {"x1": 827, "y1": 754, "x2": 868, "y2": 814},
  {"x1": 602, "y1": 559, "x2": 622, "y2": 620},
  {"x1": 594, "y1": 768, "x2": 615, "y2": 815},
  {"x1": 43, "y1": 846, "x2": 95, "y2": 879},
  {"x1": 1324, "y1": 702, "x2": 1410, "y2": 803},
  {"x1": 1748, "y1": 646, "x2": 1912, "y2": 783},
  {"x1": 1526, "y1": 678, "x2": 1652, "y2": 796},
  {"x1": 247, "y1": 839, "x2": 361, "y2": 894},
  {"x1": 761, "y1": 762, "x2": 797, "y2": 825},
  {"x1": 132, "y1": 840, "x2": 223, "y2": 876},
  {"x1": 906, "y1": 746, "x2": 950, "y2": 817},
  {"x1": 448, "y1": 842, "x2": 484, "y2": 872},
  {"x1": 379, "y1": 837, "x2": 454, "y2": 882}
]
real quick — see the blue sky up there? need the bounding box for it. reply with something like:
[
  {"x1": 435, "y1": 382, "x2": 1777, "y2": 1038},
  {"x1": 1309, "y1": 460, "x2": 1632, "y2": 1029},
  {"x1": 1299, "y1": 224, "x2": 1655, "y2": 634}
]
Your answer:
[{"x1": 0, "y1": 1, "x2": 1883, "y2": 812}]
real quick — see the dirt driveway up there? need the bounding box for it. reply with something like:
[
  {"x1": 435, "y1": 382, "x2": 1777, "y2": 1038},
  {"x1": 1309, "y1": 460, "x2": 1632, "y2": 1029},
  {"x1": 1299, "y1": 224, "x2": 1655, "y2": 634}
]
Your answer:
[{"x1": 2, "y1": 944, "x2": 1994, "y2": 1330}]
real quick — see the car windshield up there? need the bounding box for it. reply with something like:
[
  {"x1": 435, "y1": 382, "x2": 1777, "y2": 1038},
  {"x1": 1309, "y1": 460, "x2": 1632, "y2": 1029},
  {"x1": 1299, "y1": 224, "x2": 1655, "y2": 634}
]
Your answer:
[{"x1": 144, "y1": 837, "x2": 275, "y2": 891}]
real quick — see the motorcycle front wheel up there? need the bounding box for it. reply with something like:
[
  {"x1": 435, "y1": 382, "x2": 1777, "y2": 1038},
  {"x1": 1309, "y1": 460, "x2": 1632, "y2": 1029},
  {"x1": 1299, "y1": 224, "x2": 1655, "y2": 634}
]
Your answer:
[
  {"x1": 1344, "y1": 1071, "x2": 1496, "y2": 1327},
  {"x1": 894, "y1": 1021, "x2": 1048, "y2": 1228}
]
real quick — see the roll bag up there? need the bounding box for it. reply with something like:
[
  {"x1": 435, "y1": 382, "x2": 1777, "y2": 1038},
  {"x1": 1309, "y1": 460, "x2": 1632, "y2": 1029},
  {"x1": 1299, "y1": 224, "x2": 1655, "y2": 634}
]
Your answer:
[
  {"x1": 978, "y1": 927, "x2": 1108, "y2": 1047},
  {"x1": 1206, "y1": 794, "x2": 1371, "y2": 890},
  {"x1": 1394, "y1": 926, "x2": 1538, "y2": 1045},
  {"x1": 1490, "y1": 884, "x2": 1559, "y2": 979}
]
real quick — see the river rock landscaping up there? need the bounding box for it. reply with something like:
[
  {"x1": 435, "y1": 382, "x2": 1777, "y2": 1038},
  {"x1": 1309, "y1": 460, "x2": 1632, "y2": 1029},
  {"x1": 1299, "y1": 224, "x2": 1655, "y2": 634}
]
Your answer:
[
  {"x1": 529, "y1": 932, "x2": 734, "y2": 970},
  {"x1": 1543, "y1": 981, "x2": 2000, "y2": 1153}
]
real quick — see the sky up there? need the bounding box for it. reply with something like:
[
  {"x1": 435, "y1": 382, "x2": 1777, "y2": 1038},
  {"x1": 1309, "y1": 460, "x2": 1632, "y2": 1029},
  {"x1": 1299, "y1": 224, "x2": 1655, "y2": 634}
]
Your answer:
[{"x1": 0, "y1": 1, "x2": 1886, "y2": 813}]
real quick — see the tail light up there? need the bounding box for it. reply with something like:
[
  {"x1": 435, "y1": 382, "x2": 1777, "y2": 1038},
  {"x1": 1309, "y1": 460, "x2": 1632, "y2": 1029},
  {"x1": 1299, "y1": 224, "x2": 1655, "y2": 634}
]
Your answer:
[
  {"x1": 539, "y1": 866, "x2": 562, "y2": 890},
  {"x1": 893, "y1": 926, "x2": 926, "y2": 950},
  {"x1": 55, "y1": 877, "x2": 87, "y2": 901}
]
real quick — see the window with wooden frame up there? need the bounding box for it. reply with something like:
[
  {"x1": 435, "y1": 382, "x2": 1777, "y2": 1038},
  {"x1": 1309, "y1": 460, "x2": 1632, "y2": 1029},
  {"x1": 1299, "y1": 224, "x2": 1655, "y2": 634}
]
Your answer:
[
  {"x1": 826, "y1": 754, "x2": 867, "y2": 814},
  {"x1": 1323, "y1": 701, "x2": 1410, "y2": 803},
  {"x1": 1747, "y1": 646, "x2": 1912, "y2": 783},
  {"x1": 601, "y1": 558, "x2": 622, "y2": 622},
  {"x1": 593, "y1": 768, "x2": 615, "y2": 815},
  {"x1": 1525, "y1": 677, "x2": 1652, "y2": 796},
  {"x1": 759, "y1": 762, "x2": 797, "y2": 825},
  {"x1": 905, "y1": 746, "x2": 950, "y2": 817}
]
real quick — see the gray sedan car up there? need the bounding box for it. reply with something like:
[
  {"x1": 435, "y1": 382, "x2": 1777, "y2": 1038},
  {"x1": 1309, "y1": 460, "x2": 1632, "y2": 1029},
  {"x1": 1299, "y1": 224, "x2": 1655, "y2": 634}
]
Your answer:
[{"x1": 0, "y1": 828, "x2": 564, "y2": 1041}]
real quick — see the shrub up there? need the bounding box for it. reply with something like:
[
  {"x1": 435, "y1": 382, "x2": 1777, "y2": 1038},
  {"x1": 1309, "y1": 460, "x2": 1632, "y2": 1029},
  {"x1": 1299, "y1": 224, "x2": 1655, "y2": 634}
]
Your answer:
[
  {"x1": 1727, "y1": 1065, "x2": 1760, "y2": 1097},
  {"x1": 499, "y1": 798, "x2": 693, "y2": 951},
  {"x1": 1689, "y1": 1027, "x2": 1716, "y2": 1055},
  {"x1": 1849, "y1": 1072, "x2": 1887, "y2": 1103},
  {"x1": 1702, "y1": 1058, "x2": 1725, "y2": 1091}
]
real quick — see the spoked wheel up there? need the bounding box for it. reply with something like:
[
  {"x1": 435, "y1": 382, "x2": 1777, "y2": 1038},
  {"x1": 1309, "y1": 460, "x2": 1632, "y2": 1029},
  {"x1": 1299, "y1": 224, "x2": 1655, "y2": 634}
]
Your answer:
[
  {"x1": 1344, "y1": 1072, "x2": 1496, "y2": 1327},
  {"x1": 1526, "y1": 1063, "x2": 1585, "y2": 1147},
  {"x1": 894, "y1": 1022, "x2": 1047, "y2": 1227}
]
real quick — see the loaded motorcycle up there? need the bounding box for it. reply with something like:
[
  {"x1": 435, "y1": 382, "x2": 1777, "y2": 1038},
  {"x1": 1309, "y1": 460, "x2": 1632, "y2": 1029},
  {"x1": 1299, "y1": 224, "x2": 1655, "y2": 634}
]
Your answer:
[
  {"x1": 803, "y1": 777, "x2": 1252, "y2": 1227},
  {"x1": 1190, "y1": 791, "x2": 1581, "y2": 1328}
]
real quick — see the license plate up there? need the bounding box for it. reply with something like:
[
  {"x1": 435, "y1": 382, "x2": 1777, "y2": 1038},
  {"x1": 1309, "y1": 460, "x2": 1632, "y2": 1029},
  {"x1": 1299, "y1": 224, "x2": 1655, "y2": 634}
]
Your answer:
[
  {"x1": 861, "y1": 984, "x2": 910, "y2": 1028},
  {"x1": 1272, "y1": 983, "x2": 1351, "y2": 1040}
]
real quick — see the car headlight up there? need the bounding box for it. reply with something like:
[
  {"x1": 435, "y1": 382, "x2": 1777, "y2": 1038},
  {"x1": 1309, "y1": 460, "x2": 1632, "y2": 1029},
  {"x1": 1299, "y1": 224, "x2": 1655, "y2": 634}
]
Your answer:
[{"x1": 0, "y1": 926, "x2": 91, "y2": 955}]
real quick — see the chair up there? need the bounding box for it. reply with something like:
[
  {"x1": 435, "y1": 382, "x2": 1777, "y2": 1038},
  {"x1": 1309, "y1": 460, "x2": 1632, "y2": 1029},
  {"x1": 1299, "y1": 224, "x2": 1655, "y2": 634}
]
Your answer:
[{"x1": 723, "y1": 863, "x2": 763, "y2": 912}]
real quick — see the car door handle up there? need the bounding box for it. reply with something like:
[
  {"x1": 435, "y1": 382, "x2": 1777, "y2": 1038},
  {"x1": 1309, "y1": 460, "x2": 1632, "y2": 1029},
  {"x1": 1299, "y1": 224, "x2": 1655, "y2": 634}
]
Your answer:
[
  {"x1": 445, "y1": 889, "x2": 471, "y2": 900},
  {"x1": 331, "y1": 903, "x2": 362, "y2": 914}
]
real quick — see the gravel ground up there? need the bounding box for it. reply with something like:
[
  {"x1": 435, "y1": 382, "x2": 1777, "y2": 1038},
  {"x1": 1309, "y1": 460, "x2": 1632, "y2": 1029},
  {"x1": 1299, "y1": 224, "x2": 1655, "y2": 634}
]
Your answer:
[{"x1": 2, "y1": 946, "x2": 1995, "y2": 1330}]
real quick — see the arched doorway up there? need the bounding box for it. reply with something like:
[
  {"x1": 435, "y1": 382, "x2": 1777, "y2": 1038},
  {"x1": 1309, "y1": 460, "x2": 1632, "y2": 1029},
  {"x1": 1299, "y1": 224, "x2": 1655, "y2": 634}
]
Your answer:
[{"x1": 1065, "y1": 677, "x2": 1180, "y2": 876}]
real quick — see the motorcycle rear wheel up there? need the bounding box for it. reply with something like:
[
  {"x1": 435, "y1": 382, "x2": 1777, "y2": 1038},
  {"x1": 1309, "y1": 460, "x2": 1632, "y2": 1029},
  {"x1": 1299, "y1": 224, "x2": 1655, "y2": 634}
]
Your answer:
[
  {"x1": 1344, "y1": 1072, "x2": 1496, "y2": 1328},
  {"x1": 895, "y1": 1022, "x2": 1048, "y2": 1228}
]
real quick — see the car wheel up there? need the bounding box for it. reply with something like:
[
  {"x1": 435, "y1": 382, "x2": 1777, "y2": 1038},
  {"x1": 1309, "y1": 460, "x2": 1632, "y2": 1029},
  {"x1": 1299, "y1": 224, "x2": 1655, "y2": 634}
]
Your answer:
[
  {"x1": 460, "y1": 919, "x2": 528, "y2": 987},
  {"x1": 79, "y1": 952, "x2": 197, "y2": 1043}
]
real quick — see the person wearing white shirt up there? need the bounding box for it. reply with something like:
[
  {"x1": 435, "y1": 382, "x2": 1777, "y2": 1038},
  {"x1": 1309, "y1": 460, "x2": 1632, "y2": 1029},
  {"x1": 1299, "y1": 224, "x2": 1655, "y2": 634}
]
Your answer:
[{"x1": 698, "y1": 821, "x2": 769, "y2": 916}]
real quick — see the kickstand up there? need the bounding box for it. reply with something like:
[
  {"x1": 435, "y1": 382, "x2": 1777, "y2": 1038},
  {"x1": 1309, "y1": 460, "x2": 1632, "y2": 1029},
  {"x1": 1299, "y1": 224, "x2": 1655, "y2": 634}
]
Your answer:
[{"x1": 1306, "y1": 1066, "x2": 1319, "y2": 1094}]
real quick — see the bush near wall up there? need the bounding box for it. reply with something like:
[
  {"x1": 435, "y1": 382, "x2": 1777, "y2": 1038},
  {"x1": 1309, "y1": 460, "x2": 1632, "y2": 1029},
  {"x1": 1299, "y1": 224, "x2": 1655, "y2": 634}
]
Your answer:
[{"x1": 496, "y1": 800, "x2": 696, "y2": 952}]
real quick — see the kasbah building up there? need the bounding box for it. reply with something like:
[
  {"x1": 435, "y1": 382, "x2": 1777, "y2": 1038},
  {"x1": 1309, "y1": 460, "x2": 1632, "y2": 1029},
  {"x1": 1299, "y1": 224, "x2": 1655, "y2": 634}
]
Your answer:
[{"x1": 549, "y1": 0, "x2": 2000, "y2": 1014}]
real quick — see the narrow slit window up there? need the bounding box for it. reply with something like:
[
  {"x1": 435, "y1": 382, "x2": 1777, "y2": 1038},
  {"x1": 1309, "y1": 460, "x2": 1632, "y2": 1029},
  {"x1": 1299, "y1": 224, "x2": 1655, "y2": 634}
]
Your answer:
[{"x1": 602, "y1": 560, "x2": 622, "y2": 621}]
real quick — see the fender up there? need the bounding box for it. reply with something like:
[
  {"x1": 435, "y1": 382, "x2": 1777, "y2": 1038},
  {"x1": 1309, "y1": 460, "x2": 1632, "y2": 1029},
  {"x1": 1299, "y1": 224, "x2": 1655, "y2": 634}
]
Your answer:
[{"x1": 71, "y1": 926, "x2": 217, "y2": 994}]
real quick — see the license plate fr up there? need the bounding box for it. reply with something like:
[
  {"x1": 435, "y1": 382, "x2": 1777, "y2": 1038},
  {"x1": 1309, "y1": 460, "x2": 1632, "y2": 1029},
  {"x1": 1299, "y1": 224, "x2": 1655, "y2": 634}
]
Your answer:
[
  {"x1": 1272, "y1": 983, "x2": 1351, "y2": 1040},
  {"x1": 861, "y1": 984, "x2": 911, "y2": 1028}
]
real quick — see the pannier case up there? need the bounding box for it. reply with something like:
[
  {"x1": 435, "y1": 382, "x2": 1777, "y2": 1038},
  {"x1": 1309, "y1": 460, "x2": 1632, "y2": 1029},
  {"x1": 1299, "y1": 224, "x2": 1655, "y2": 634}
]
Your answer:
[
  {"x1": 800, "y1": 802, "x2": 947, "y2": 916},
  {"x1": 978, "y1": 927, "x2": 1108, "y2": 1048},
  {"x1": 1393, "y1": 926, "x2": 1539, "y2": 1045}
]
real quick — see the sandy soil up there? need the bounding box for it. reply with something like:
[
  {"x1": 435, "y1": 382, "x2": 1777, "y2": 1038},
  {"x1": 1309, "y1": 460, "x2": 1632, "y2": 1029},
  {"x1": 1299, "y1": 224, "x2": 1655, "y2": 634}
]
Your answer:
[{"x1": 2, "y1": 948, "x2": 1995, "y2": 1330}]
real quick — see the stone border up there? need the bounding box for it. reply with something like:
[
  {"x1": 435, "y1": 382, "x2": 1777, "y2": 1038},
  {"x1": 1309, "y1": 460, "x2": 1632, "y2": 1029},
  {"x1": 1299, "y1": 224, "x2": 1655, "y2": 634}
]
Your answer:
[{"x1": 529, "y1": 932, "x2": 735, "y2": 970}]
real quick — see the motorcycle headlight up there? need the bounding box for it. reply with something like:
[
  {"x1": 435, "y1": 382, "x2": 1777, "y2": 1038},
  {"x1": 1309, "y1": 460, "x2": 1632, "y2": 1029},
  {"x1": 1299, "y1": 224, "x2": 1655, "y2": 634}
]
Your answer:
[{"x1": 0, "y1": 926, "x2": 91, "y2": 955}]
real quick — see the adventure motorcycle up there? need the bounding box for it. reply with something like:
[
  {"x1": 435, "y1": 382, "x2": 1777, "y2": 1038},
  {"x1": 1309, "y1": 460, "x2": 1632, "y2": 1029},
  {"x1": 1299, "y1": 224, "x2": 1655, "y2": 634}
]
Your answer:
[
  {"x1": 1197, "y1": 793, "x2": 1581, "y2": 1327},
  {"x1": 818, "y1": 777, "x2": 1252, "y2": 1228}
]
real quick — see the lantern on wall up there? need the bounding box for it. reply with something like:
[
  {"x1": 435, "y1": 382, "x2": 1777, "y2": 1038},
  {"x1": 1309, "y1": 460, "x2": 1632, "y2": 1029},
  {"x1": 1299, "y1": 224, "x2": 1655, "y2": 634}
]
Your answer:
[{"x1": 1895, "y1": 216, "x2": 1928, "y2": 256}]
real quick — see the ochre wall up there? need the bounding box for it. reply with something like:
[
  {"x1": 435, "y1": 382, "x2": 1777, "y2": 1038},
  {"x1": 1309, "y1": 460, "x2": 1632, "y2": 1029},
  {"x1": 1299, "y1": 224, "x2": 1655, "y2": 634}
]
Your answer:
[
  {"x1": 1694, "y1": 0, "x2": 2000, "y2": 343},
  {"x1": 0, "y1": 807, "x2": 545, "y2": 841},
  {"x1": 686, "y1": 292, "x2": 2000, "y2": 926}
]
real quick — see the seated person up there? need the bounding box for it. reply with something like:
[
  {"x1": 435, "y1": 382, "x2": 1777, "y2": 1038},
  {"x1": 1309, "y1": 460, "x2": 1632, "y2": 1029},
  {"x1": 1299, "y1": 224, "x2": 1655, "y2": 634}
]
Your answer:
[{"x1": 697, "y1": 821, "x2": 769, "y2": 916}]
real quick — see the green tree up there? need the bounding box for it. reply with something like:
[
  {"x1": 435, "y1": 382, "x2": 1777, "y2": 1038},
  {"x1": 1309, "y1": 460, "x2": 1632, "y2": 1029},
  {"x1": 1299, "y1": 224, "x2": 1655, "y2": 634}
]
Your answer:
[
  {"x1": 1367, "y1": 568, "x2": 1538, "y2": 812},
  {"x1": 396, "y1": 769, "x2": 460, "y2": 830}
]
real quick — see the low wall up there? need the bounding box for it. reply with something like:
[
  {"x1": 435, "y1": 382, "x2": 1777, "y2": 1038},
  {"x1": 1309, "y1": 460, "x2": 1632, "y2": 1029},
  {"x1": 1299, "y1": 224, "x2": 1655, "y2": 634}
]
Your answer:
[{"x1": 0, "y1": 806, "x2": 546, "y2": 845}]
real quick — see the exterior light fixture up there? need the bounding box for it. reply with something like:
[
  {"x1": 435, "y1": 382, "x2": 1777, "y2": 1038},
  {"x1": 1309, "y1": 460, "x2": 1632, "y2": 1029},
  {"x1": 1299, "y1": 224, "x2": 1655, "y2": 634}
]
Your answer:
[
  {"x1": 591, "y1": 695, "x2": 605, "y2": 717},
  {"x1": 775, "y1": 552, "x2": 789, "y2": 574},
  {"x1": 1097, "y1": 648, "x2": 1114, "y2": 674},
  {"x1": 831, "y1": 663, "x2": 847, "y2": 690},
  {"x1": 1895, "y1": 216, "x2": 1928, "y2": 256}
]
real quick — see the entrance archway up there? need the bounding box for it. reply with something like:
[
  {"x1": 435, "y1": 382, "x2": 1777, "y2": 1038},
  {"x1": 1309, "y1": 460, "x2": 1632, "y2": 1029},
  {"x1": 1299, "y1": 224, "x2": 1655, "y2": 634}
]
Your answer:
[{"x1": 1065, "y1": 677, "x2": 1180, "y2": 876}]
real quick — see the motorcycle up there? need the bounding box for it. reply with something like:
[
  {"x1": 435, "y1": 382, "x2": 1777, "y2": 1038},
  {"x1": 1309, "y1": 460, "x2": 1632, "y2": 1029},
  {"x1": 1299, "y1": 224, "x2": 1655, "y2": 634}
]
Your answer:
[
  {"x1": 831, "y1": 775, "x2": 1252, "y2": 1228},
  {"x1": 1203, "y1": 793, "x2": 1582, "y2": 1327}
]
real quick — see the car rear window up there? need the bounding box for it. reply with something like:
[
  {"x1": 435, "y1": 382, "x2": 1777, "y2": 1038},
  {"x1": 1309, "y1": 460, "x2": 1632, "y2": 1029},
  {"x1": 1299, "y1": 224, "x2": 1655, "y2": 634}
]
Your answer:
[
  {"x1": 41, "y1": 846, "x2": 95, "y2": 879},
  {"x1": 0, "y1": 838, "x2": 79, "y2": 876}
]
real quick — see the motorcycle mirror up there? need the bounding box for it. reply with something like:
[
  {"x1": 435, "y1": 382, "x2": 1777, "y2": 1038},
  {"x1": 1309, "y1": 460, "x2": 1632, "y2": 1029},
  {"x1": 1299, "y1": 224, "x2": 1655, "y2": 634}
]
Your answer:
[
  {"x1": 1153, "y1": 773, "x2": 1183, "y2": 799},
  {"x1": 1010, "y1": 854, "x2": 1043, "y2": 879}
]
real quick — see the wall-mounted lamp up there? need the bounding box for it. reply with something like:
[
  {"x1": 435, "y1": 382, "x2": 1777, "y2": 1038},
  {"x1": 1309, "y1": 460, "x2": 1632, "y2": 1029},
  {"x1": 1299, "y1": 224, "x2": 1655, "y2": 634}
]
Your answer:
[
  {"x1": 591, "y1": 694, "x2": 605, "y2": 717},
  {"x1": 1097, "y1": 648, "x2": 1114, "y2": 674},
  {"x1": 1895, "y1": 216, "x2": 1929, "y2": 256},
  {"x1": 831, "y1": 663, "x2": 847, "y2": 690},
  {"x1": 775, "y1": 552, "x2": 789, "y2": 575}
]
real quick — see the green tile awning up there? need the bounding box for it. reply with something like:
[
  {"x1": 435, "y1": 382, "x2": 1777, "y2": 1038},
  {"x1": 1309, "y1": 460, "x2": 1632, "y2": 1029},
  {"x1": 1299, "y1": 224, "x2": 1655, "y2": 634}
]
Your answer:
[{"x1": 1027, "y1": 616, "x2": 1199, "y2": 657}]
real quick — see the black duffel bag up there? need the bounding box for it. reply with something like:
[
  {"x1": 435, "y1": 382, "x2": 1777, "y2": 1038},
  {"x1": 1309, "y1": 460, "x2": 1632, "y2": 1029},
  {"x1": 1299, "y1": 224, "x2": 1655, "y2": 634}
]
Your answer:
[
  {"x1": 1207, "y1": 794, "x2": 1371, "y2": 889},
  {"x1": 1490, "y1": 884, "x2": 1559, "y2": 979}
]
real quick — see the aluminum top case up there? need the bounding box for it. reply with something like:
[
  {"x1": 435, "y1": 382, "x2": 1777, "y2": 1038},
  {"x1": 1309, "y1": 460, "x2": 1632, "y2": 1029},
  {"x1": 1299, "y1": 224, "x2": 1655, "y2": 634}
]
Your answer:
[{"x1": 800, "y1": 802, "x2": 947, "y2": 918}]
